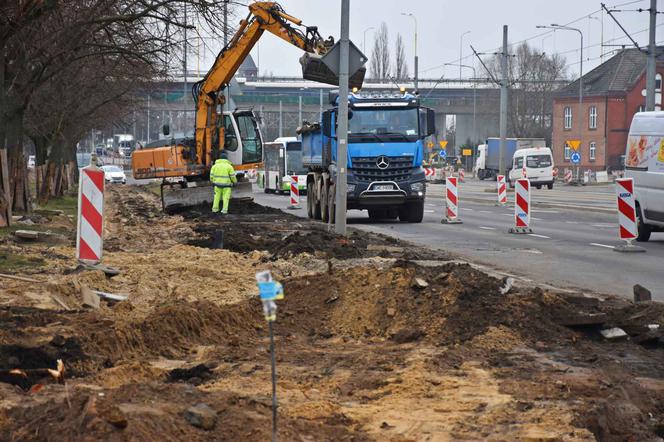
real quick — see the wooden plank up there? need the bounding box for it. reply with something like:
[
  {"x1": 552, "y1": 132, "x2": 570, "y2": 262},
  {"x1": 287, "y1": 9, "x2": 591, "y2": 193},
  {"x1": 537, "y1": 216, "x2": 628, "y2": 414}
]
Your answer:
[{"x1": 0, "y1": 273, "x2": 42, "y2": 283}]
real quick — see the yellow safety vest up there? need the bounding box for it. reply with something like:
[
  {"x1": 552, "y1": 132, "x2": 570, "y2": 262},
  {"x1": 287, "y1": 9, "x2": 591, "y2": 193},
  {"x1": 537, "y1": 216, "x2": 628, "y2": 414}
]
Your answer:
[{"x1": 210, "y1": 159, "x2": 237, "y2": 188}]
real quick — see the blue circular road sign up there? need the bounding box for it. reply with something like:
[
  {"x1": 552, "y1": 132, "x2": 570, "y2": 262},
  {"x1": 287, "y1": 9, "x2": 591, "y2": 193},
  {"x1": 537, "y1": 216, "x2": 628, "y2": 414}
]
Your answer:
[{"x1": 570, "y1": 152, "x2": 581, "y2": 164}]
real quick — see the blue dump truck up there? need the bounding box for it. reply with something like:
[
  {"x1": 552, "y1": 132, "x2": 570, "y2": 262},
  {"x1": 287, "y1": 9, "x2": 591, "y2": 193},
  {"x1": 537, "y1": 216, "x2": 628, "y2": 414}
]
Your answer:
[{"x1": 300, "y1": 91, "x2": 435, "y2": 223}]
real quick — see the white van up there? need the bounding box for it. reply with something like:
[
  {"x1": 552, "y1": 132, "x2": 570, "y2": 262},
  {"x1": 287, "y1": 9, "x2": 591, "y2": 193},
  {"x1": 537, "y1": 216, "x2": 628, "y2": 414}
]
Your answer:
[
  {"x1": 507, "y1": 147, "x2": 554, "y2": 190},
  {"x1": 625, "y1": 111, "x2": 664, "y2": 241}
]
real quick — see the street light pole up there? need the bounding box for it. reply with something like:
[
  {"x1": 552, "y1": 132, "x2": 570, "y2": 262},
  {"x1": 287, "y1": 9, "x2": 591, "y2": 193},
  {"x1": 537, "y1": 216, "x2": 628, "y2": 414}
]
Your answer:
[
  {"x1": 362, "y1": 26, "x2": 375, "y2": 54},
  {"x1": 401, "y1": 13, "x2": 418, "y2": 89},
  {"x1": 538, "y1": 24, "x2": 583, "y2": 178},
  {"x1": 459, "y1": 31, "x2": 470, "y2": 80},
  {"x1": 335, "y1": 0, "x2": 351, "y2": 235}
]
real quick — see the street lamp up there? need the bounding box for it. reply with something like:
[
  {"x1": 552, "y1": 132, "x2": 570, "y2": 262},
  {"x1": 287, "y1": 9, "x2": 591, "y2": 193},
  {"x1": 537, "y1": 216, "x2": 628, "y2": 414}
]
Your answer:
[
  {"x1": 362, "y1": 26, "x2": 374, "y2": 54},
  {"x1": 401, "y1": 12, "x2": 418, "y2": 89},
  {"x1": 537, "y1": 24, "x2": 583, "y2": 178},
  {"x1": 445, "y1": 62, "x2": 477, "y2": 168},
  {"x1": 459, "y1": 31, "x2": 471, "y2": 80}
]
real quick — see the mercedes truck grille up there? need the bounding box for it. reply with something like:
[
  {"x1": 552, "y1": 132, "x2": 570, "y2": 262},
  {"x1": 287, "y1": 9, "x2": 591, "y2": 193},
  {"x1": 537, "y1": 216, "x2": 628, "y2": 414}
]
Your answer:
[{"x1": 351, "y1": 156, "x2": 414, "y2": 182}]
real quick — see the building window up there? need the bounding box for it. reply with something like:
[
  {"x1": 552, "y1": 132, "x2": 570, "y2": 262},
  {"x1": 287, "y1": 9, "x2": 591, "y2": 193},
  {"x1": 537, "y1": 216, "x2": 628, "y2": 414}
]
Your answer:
[
  {"x1": 564, "y1": 106, "x2": 572, "y2": 129},
  {"x1": 657, "y1": 73, "x2": 662, "y2": 90},
  {"x1": 589, "y1": 142, "x2": 596, "y2": 160},
  {"x1": 638, "y1": 105, "x2": 646, "y2": 113},
  {"x1": 589, "y1": 106, "x2": 598, "y2": 129},
  {"x1": 564, "y1": 143, "x2": 571, "y2": 160}
]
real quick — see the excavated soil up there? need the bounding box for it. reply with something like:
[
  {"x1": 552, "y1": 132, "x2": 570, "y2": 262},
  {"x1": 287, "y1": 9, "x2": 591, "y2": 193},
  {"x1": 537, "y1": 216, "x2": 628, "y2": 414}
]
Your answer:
[{"x1": 2, "y1": 185, "x2": 664, "y2": 441}]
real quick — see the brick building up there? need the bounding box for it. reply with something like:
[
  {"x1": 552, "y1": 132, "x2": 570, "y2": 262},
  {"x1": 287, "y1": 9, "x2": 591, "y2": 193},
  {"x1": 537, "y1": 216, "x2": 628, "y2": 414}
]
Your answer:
[{"x1": 552, "y1": 48, "x2": 664, "y2": 172}]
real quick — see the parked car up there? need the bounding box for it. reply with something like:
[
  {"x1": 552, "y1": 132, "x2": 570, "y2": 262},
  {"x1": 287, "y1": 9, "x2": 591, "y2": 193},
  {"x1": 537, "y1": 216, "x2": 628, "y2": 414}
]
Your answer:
[
  {"x1": 507, "y1": 147, "x2": 555, "y2": 190},
  {"x1": 27, "y1": 155, "x2": 35, "y2": 169},
  {"x1": 624, "y1": 111, "x2": 664, "y2": 241},
  {"x1": 101, "y1": 165, "x2": 126, "y2": 184}
]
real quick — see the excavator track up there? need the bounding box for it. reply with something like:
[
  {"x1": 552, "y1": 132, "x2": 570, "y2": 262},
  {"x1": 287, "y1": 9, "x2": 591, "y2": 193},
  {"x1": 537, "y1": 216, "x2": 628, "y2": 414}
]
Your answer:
[{"x1": 160, "y1": 178, "x2": 254, "y2": 214}]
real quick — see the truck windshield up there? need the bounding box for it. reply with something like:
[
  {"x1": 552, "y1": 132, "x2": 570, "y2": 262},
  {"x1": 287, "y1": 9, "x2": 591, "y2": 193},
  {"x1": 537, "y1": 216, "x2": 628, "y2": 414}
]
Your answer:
[
  {"x1": 348, "y1": 108, "x2": 419, "y2": 141},
  {"x1": 286, "y1": 143, "x2": 307, "y2": 175},
  {"x1": 526, "y1": 155, "x2": 552, "y2": 168}
]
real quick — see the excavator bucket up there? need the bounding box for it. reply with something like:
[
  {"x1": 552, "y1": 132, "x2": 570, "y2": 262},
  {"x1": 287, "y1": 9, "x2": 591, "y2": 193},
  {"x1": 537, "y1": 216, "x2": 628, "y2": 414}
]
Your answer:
[
  {"x1": 300, "y1": 53, "x2": 366, "y2": 90},
  {"x1": 160, "y1": 178, "x2": 254, "y2": 214}
]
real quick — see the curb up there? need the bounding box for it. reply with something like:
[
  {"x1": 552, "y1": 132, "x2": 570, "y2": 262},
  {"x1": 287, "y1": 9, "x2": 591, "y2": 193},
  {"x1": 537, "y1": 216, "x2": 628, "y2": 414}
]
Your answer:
[{"x1": 426, "y1": 194, "x2": 616, "y2": 214}]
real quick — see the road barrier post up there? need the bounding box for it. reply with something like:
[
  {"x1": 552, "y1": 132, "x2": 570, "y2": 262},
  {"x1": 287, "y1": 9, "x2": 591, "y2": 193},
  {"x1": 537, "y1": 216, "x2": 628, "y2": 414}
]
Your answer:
[
  {"x1": 459, "y1": 168, "x2": 465, "y2": 183},
  {"x1": 76, "y1": 158, "x2": 105, "y2": 264},
  {"x1": 613, "y1": 178, "x2": 646, "y2": 253},
  {"x1": 288, "y1": 176, "x2": 300, "y2": 210},
  {"x1": 496, "y1": 175, "x2": 507, "y2": 206},
  {"x1": 564, "y1": 169, "x2": 573, "y2": 184},
  {"x1": 508, "y1": 178, "x2": 532, "y2": 234},
  {"x1": 441, "y1": 176, "x2": 462, "y2": 224}
]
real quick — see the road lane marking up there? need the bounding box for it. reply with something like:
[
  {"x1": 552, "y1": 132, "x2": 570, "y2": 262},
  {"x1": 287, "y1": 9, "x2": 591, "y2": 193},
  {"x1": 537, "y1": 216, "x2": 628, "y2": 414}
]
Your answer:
[
  {"x1": 460, "y1": 208, "x2": 474, "y2": 211},
  {"x1": 531, "y1": 217, "x2": 543, "y2": 221},
  {"x1": 590, "y1": 242, "x2": 614, "y2": 249},
  {"x1": 528, "y1": 234, "x2": 550, "y2": 239},
  {"x1": 501, "y1": 213, "x2": 513, "y2": 217},
  {"x1": 566, "y1": 221, "x2": 579, "y2": 224},
  {"x1": 479, "y1": 226, "x2": 496, "y2": 230},
  {"x1": 479, "y1": 210, "x2": 492, "y2": 214},
  {"x1": 424, "y1": 210, "x2": 436, "y2": 213},
  {"x1": 531, "y1": 210, "x2": 560, "y2": 213}
]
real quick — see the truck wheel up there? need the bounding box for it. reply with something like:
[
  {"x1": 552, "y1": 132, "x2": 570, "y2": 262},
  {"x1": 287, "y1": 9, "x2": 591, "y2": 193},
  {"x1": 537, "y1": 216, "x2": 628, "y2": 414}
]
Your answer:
[
  {"x1": 547, "y1": 182, "x2": 554, "y2": 190},
  {"x1": 306, "y1": 180, "x2": 315, "y2": 218},
  {"x1": 636, "y1": 204, "x2": 652, "y2": 242},
  {"x1": 535, "y1": 184, "x2": 542, "y2": 190},
  {"x1": 320, "y1": 182, "x2": 329, "y2": 223},
  {"x1": 398, "y1": 201, "x2": 424, "y2": 223},
  {"x1": 368, "y1": 209, "x2": 385, "y2": 220},
  {"x1": 328, "y1": 184, "x2": 336, "y2": 224}
]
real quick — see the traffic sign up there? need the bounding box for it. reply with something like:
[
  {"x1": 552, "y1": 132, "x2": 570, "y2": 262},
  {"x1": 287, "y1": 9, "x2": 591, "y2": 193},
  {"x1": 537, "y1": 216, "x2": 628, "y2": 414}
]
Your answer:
[
  {"x1": 427, "y1": 142, "x2": 434, "y2": 148},
  {"x1": 462, "y1": 149, "x2": 472, "y2": 156},
  {"x1": 567, "y1": 140, "x2": 581, "y2": 151},
  {"x1": 439, "y1": 140, "x2": 448, "y2": 149},
  {"x1": 439, "y1": 150, "x2": 447, "y2": 159},
  {"x1": 570, "y1": 151, "x2": 581, "y2": 164}
]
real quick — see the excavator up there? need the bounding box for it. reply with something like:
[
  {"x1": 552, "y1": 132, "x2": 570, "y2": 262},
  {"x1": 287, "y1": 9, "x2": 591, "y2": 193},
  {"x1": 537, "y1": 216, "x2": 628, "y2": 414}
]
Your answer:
[{"x1": 132, "y1": 2, "x2": 366, "y2": 212}]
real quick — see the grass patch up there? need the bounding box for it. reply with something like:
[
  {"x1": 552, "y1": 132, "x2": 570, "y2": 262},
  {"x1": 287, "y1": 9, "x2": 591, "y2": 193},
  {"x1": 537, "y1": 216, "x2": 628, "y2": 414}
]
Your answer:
[
  {"x1": 0, "y1": 251, "x2": 45, "y2": 272},
  {"x1": 37, "y1": 193, "x2": 78, "y2": 218}
]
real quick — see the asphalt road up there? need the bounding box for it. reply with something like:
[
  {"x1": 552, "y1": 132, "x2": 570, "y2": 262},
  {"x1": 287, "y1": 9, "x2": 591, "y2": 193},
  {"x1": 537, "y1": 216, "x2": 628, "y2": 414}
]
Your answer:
[{"x1": 253, "y1": 179, "x2": 664, "y2": 301}]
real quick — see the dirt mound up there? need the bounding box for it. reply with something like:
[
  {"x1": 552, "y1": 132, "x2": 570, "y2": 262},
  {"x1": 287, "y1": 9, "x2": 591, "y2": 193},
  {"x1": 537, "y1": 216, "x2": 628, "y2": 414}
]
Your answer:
[
  {"x1": 4, "y1": 383, "x2": 369, "y2": 442},
  {"x1": 276, "y1": 262, "x2": 577, "y2": 346},
  {"x1": 179, "y1": 200, "x2": 286, "y2": 219}
]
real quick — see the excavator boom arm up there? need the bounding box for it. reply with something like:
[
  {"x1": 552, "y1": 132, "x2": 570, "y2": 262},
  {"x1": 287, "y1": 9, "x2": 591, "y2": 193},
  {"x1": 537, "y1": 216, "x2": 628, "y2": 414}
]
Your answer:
[{"x1": 194, "y1": 2, "x2": 328, "y2": 167}]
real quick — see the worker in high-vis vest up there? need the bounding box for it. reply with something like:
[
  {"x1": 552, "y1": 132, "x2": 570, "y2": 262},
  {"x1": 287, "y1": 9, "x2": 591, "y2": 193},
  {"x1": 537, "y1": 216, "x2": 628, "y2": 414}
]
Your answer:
[{"x1": 210, "y1": 151, "x2": 237, "y2": 214}]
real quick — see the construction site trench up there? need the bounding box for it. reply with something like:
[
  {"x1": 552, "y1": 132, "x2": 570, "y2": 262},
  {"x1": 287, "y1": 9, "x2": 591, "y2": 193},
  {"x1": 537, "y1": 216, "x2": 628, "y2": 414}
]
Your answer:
[{"x1": 2, "y1": 185, "x2": 664, "y2": 440}]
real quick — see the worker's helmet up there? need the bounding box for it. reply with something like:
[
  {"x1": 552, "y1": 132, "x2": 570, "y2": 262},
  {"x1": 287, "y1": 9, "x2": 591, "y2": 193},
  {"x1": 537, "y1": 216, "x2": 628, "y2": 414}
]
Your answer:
[{"x1": 220, "y1": 150, "x2": 228, "y2": 160}]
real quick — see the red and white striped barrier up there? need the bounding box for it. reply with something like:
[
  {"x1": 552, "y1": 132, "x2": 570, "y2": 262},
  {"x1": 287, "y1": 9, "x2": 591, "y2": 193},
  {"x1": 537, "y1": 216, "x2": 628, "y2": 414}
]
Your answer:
[
  {"x1": 509, "y1": 178, "x2": 532, "y2": 234},
  {"x1": 424, "y1": 167, "x2": 435, "y2": 178},
  {"x1": 564, "y1": 169, "x2": 573, "y2": 184},
  {"x1": 613, "y1": 178, "x2": 645, "y2": 252},
  {"x1": 288, "y1": 175, "x2": 300, "y2": 209},
  {"x1": 521, "y1": 167, "x2": 527, "y2": 178},
  {"x1": 496, "y1": 175, "x2": 507, "y2": 206},
  {"x1": 458, "y1": 168, "x2": 465, "y2": 183},
  {"x1": 76, "y1": 165, "x2": 105, "y2": 264},
  {"x1": 441, "y1": 176, "x2": 462, "y2": 224}
]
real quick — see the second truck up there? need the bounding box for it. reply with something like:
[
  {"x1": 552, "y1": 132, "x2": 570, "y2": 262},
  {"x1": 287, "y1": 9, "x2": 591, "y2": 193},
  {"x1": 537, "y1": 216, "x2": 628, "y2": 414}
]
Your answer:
[{"x1": 300, "y1": 90, "x2": 436, "y2": 223}]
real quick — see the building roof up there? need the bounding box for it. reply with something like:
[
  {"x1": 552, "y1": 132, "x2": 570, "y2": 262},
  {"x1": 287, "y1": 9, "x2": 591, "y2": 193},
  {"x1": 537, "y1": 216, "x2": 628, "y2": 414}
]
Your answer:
[{"x1": 556, "y1": 47, "x2": 663, "y2": 98}]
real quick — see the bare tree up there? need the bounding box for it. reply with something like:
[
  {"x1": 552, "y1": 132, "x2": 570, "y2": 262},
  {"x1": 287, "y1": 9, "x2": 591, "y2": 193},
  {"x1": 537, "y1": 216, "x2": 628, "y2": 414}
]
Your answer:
[
  {"x1": 485, "y1": 42, "x2": 567, "y2": 142},
  {"x1": 370, "y1": 22, "x2": 390, "y2": 80},
  {"x1": 393, "y1": 33, "x2": 409, "y2": 80},
  {"x1": 0, "y1": 0, "x2": 236, "y2": 211}
]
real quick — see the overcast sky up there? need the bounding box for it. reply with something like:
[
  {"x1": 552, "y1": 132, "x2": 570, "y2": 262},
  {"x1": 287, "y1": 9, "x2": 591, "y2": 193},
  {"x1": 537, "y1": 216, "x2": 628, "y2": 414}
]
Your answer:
[{"x1": 193, "y1": 0, "x2": 659, "y2": 80}]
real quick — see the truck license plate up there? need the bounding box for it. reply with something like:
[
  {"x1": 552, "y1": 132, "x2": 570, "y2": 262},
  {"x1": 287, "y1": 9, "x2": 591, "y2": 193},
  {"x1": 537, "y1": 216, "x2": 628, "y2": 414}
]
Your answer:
[{"x1": 373, "y1": 184, "x2": 394, "y2": 191}]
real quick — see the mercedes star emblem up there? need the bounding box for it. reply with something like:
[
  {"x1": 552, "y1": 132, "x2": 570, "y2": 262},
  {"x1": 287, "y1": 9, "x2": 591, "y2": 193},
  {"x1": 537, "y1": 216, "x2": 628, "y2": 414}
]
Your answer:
[{"x1": 376, "y1": 156, "x2": 390, "y2": 169}]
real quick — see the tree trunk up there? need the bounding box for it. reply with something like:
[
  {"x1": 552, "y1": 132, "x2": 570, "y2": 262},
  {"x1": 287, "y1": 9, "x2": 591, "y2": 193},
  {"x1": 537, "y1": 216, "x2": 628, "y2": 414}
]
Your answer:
[{"x1": 5, "y1": 110, "x2": 30, "y2": 213}]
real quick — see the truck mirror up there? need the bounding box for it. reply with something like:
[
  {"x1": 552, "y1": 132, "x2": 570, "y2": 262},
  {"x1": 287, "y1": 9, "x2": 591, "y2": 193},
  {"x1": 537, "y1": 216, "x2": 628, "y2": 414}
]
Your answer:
[
  {"x1": 322, "y1": 110, "x2": 333, "y2": 137},
  {"x1": 162, "y1": 124, "x2": 170, "y2": 136},
  {"x1": 426, "y1": 109, "x2": 436, "y2": 136},
  {"x1": 348, "y1": 110, "x2": 353, "y2": 120}
]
